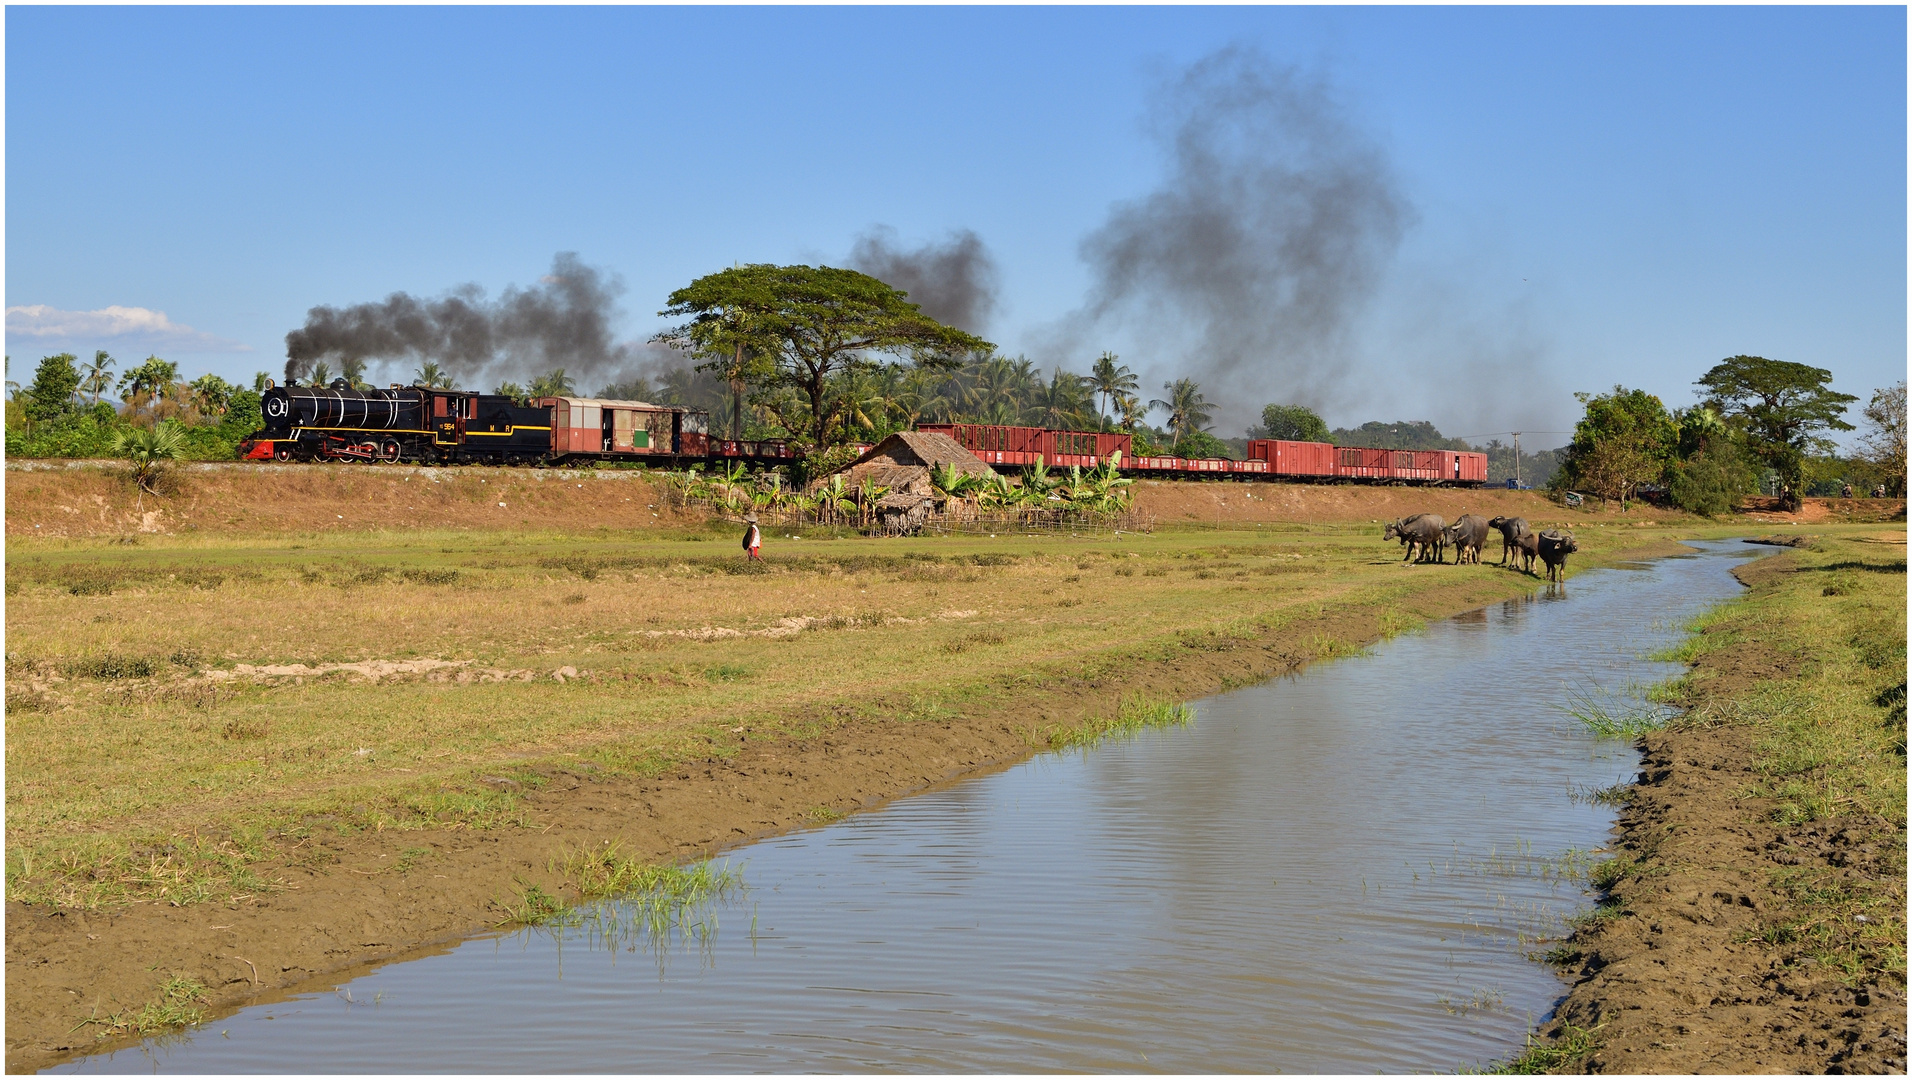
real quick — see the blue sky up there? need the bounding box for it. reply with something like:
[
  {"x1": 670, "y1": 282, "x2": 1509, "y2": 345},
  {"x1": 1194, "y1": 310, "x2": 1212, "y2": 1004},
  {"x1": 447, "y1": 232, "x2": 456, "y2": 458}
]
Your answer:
[{"x1": 7, "y1": 6, "x2": 1904, "y2": 444}]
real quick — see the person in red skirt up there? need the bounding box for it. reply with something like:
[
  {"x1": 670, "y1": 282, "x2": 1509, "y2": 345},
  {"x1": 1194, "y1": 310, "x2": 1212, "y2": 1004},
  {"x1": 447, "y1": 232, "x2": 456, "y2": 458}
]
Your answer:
[{"x1": 742, "y1": 515, "x2": 763, "y2": 561}]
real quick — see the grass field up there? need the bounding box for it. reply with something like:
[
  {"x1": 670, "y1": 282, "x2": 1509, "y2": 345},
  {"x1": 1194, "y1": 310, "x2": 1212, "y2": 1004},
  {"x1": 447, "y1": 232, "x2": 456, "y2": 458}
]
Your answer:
[{"x1": 4, "y1": 508, "x2": 1727, "y2": 910}]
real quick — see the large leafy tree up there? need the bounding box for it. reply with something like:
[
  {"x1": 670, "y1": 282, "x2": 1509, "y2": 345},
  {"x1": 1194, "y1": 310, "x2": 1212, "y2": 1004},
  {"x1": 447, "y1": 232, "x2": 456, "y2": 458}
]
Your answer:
[
  {"x1": 1858, "y1": 381, "x2": 1906, "y2": 495},
  {"x1": 1258, "y1": 403, "x2": 1330, "y2": 443},
  {"x1": 655, "y1": 264, "x2": 991, "y2": 449},
  {"x1": 24, "y1": 353, "x2": 81, "y2": 422},
  {"x1": 1696, "y1": 355, "x2": 1857, "y2": 496},
  {"x1": 1555, "y1": 385, "x2": 1678, "y2": 503}
]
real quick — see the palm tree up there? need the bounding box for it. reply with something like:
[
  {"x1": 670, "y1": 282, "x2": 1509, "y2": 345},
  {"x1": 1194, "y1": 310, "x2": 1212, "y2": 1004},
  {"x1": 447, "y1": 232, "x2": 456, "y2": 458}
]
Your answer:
[
  {"x1": 529, "y1": 369, "x2": 576, "y2": 399},
  {"x1": 116, "y1": 356, "x2": 179, "y2": 401},
  {"x1": 1089, "y1": 352, "x2": 1138, "y2": 428},
  {"x1": 81, "y1": 351, "x2": 117, "y2": 406},
  {"x1": 341, "y1": 358, "x2": 373, "y2": 391},
  {"x1": 115, "y1": 421, "x2": 188, "y2": 500},
  {"x1": 310, "y1": 361, "x2": 334, "y2": 388},
  {"x1": 1033, "y1": 369, "x2": 1093, "y2": 430},
  {"x1": 415, "y1": 361, "x2": 456, "y2": 389},
  {"x1": 188, "y1": 374, "x2": 235, "y2": 417},
  {"x1": 1149, "y1": 378, "x2": 1214, "y2": 447}
]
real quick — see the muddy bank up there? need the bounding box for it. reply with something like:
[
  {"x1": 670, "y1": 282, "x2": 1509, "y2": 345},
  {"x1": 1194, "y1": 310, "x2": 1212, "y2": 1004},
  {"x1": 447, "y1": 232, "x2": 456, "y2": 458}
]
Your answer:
[
  {"x1": 8, "y1": 562, "x2": 1610, "y2": 1074},
  {"x1": 1538, "y1": 552, "x2": 1908, "y2": 1073}
]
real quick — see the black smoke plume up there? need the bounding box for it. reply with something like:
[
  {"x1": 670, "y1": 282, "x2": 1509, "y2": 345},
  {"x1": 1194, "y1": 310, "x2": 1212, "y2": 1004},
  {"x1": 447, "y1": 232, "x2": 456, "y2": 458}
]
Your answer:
[
  {"x1": 283, "y1": 253, "x2": 641, "y2": 388},
  {"x1": 1068, "y1": 46, "x2": 1411, "y2": 431},
  {"x1": 848, "y1": 227, "x2": 1000, "y2": 334}
]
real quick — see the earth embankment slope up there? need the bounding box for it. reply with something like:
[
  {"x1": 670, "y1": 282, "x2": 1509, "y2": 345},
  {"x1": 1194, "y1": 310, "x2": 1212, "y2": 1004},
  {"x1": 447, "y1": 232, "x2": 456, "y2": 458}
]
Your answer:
[
  {"x1": 1532, "y1": 531, "x2": 1906, "y2": 1073},
  {"x1": 7, "y1": 458, "x2": 1692, "y2": 540}
]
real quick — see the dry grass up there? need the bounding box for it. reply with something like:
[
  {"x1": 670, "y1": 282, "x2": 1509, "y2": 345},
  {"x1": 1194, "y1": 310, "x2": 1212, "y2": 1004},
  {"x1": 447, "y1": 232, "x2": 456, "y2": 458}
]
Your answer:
[{"x1": 5, "y1": 514, "x2": 1812, "y2": 909}]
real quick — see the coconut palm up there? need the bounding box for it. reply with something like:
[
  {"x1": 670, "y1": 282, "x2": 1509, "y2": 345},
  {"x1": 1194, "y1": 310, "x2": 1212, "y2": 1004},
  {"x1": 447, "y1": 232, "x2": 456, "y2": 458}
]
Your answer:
[
  {"x1": 415, "y1": 361, "x2": 456, "y2": 389},
  {"x1": 1149, "y1": 378, "x2": 1213, "y2": 447},
  {"x1": 116, "y1": 356, "x2": 179, "y2": 401},
  {"x1": 1032, "y1": 369, "x2": 1093, "y2": 430},
  {"x1": 188, "y1": 374, "x2": 235, "y2": 417},
  {"x1": 528, "y1": 369, "x2": 576, "y2": 399},
  {"x1": 115, "y1": 420, "x2": 188, "y2": 500},
  {"x1": 309, "y1": 361, "x2": 334, "y2": 388},
  {"x1": 1089, "y1": 352, "x2": 1138, "y2": 428},
  {"x1": 340, "y1": 358, "x2": 374, "y2": 391},
  {"x1": 81, "y1": 351, "x2": 117, "y2": 406}
]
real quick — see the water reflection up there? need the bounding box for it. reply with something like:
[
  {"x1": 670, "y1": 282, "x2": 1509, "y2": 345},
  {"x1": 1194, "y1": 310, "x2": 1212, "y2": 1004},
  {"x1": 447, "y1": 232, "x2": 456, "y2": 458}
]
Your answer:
[{"x1": 59, "y1": 542, "x2": 1765, "y2": 1075}]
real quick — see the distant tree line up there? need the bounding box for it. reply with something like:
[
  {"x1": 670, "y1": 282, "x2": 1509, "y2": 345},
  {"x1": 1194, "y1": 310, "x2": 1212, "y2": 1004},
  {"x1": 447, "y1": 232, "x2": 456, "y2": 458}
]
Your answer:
[
  {"x1": 1550, "y1": 356, "x2": 1902, "y2": 514},
  {"x1": 5, "y1": 352, "x2": 268, "y2": 461}
]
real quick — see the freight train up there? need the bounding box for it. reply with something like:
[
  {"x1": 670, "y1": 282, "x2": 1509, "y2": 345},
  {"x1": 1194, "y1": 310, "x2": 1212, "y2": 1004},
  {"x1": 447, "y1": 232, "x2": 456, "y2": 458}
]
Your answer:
[{"x1": 240, "y1": 380, "x2": 1487, "y2": 485}]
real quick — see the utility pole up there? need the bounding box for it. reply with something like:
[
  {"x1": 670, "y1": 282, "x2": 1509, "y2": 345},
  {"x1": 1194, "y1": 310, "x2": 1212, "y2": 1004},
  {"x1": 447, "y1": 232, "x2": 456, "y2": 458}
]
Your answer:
[{"x1": 1512, "y1": 432, "x2": 1522, "y2": 488}]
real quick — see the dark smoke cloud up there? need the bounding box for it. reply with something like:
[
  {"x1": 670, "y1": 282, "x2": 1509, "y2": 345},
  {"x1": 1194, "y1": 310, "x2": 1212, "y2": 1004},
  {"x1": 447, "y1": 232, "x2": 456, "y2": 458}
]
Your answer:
[
  {"x1": 847, "y1": 227, "x2": 1000, "y2": 334},
  {"x1": 1064, "y1": 46, "x2": 1412, "y2": 431},
  {"x1": 283, "y1": 253, "x2": 648, "y2": 389}
]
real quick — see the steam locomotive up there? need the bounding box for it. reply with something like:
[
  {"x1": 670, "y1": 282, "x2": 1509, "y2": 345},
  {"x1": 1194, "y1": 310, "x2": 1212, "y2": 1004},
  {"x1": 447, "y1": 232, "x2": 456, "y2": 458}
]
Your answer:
[
  {"x1": 241, "y1": 379, "x2": 1487, "y2": 485},
  {"x1": 242, "y1": 381, "x2": 730, "y2": 465}
]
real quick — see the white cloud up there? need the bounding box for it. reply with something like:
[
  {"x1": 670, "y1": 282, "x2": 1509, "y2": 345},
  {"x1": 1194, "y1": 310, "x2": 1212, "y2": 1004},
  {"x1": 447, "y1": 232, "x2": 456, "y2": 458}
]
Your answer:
[{"x1": 5, "y1": 304, "x2": 253, "y2": 353}]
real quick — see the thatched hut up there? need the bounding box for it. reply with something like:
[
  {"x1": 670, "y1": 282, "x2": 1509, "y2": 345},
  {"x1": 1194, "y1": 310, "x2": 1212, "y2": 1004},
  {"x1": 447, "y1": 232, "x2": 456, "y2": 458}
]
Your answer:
[
  {"x1": 824, "y1": 431, "x2": 996, "y2": 533},
  {"x1": 828, "y1": 431, "x2": 995, "y2": 497}
]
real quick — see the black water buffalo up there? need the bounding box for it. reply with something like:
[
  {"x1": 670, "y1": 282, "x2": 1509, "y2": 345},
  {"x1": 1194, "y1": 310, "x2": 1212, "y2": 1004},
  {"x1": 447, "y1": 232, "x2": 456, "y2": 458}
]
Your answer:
[
  {"x1": 1444, "y1": 514, "x2": 1490, "y2": 565},
  {"x1": 1487, "y1": 516, "x2": 1531, "y2": 566},
  {"x1": 1513, "y1": 531, "x2": 1540, "y2": 574},
  {"x1": 1383, "y1": 514, "x2": 1446, "y2": 563},
  {"x1": 1537, "y1": 529, "x2": 1578, "y2": 582}
]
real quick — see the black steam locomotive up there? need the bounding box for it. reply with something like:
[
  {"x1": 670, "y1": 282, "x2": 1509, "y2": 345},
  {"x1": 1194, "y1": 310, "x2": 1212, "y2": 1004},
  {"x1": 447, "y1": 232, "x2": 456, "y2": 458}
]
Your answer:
[{"x1": 241, "y1": 381, "x2": 721, "y2": 465}]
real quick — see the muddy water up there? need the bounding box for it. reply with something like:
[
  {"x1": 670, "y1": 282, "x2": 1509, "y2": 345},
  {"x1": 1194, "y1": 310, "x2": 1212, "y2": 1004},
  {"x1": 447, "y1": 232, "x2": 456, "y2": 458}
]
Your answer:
[{"x1": 59, "y1": 541, "x2": 1765, "y2": 1074}]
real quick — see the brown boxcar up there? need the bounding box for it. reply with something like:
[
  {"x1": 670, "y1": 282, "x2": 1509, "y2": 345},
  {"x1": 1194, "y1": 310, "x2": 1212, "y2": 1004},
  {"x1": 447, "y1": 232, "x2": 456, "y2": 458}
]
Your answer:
[{"x1": 1247, "y1": 439, "x2": 1337, "y2": 478}]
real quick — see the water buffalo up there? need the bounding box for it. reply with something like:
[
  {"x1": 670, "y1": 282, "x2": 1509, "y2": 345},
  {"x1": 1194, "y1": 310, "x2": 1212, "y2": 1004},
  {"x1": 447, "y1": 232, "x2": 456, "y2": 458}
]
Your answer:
[
  {"x1": 1537, "y1": 529, "x2": 1578, "y2": 582},
  {"x1": 1487, "y1": 516, "x2": 1531, "y2": 566},
  {"x1": 1383, "y1": 514, "x2": 1446, "y2": 563},
  {"x1": 1513, "y1": 531, "x2": 1540, "y2": 574},
  {"x1": 1444, "y1": 514, "x2": 1490, "y2": 565}
]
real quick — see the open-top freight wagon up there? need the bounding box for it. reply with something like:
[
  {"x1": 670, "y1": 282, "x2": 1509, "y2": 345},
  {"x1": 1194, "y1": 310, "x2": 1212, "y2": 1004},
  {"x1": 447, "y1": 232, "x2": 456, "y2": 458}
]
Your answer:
[{"x1": 921, "y1": 423, "x2": 1487, "y2": 486}]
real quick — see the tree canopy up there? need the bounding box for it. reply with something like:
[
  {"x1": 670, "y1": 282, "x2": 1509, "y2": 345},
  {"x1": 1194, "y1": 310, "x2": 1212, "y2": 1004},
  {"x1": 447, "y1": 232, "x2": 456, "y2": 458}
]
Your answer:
[
  {"x1": 24, "y1": 353, "x2": 81, "y2": 423},
  {"x1": 1257, "y1": 403, "x2": 1330, "y2": 443},
  {"x1": 1555, "y1": 385, "x2": 1678, "y2": 504},
  {"x1": 1858, "y1": 381, "x2": 1906, "y2": 495},
  {"x1": 1697, "y1": 355, "x2": 1857, "y2": 491},
  {"x1": 654, "y1": 264, "x2": 992, "y2": 449}
]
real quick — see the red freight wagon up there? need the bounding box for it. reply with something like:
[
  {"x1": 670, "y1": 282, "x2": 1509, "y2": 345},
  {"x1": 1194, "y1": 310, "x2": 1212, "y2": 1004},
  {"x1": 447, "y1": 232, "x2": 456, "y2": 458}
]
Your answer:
[
  {"x1": 1246, "y1": 439, "x2": 1337, "y2": 478},
  {"x1": 917, "y1": 424, "x2": 1132, "y2": 469},
  {"x1": 1334, "y1": 446, "x2": 1392, "y2": 480}
]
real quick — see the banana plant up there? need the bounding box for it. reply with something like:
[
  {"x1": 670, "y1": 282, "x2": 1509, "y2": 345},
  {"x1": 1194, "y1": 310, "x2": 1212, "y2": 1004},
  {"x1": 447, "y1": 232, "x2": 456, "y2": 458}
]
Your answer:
[
  {"x1": 856, "y1": 477, "x2": 891, "y2": 526},
  {"x1": 819, "y1": 474, "x2": 854, "y2": 523}
]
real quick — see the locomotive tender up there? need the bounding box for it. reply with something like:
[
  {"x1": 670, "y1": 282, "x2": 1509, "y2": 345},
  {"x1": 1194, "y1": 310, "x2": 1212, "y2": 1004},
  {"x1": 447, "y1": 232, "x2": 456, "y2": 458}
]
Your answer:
[{"x1": 241, "y1": 380, "x2": 1486, "y2": 485}]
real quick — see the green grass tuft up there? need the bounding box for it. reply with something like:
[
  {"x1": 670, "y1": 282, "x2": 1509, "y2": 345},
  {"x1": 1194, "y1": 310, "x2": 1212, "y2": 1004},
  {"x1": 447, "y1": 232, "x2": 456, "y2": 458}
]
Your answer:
[{"x1": 1030, "y1": 693, "x2": 1194, "y2": 751}]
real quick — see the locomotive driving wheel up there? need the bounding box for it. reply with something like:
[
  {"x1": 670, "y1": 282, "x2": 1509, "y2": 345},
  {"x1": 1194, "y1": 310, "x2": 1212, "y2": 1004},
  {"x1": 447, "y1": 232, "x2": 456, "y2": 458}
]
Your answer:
[{"x1": 381, "y1": 439, "x2": 401, "y2": 463}]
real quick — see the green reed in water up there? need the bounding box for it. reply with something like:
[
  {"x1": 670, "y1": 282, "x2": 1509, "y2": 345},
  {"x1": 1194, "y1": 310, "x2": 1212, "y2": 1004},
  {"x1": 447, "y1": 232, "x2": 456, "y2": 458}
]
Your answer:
[{"x1": 1030, "y1": 693, "x2": 1195, "y2": 751}]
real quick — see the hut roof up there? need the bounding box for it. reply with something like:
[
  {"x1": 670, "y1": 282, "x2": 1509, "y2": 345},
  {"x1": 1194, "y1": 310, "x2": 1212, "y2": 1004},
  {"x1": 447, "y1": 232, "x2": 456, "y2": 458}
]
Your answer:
[
  {"x1": 844, "y1": 462, "x2": 932, "y2": 494},
  {"x1": 841, "y1": 431, "x2": 994, "y2": 476}
]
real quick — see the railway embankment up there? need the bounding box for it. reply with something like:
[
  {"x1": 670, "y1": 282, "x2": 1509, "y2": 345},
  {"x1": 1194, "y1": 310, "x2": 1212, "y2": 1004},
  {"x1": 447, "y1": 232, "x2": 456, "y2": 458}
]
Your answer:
[{"x1": 1518, "y1": 530, "x2": 1907, "y2": 1073}]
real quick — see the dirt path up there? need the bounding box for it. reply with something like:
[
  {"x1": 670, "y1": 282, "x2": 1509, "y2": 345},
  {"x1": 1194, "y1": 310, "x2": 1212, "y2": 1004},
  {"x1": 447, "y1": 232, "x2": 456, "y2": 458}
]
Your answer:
[{"x1": 12, "y1": 567, "x2": 1569, "y2": 1073}]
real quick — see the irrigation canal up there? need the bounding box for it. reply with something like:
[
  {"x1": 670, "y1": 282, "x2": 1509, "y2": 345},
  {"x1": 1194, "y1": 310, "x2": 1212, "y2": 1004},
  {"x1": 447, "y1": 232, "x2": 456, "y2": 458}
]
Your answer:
[{"x1": 58, "y1": 540, "x2": 1769, "y2": 1073}]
